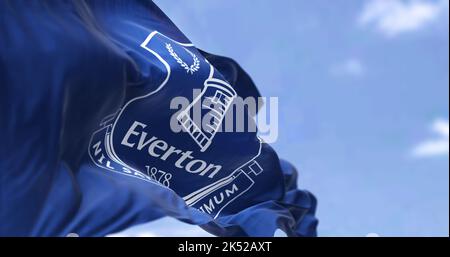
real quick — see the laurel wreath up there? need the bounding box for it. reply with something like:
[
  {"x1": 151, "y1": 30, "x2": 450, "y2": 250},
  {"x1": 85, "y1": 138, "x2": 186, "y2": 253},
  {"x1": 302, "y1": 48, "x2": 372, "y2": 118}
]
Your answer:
[{"x1": 165, "y1": 43, "x2": 200, "y2": 74}]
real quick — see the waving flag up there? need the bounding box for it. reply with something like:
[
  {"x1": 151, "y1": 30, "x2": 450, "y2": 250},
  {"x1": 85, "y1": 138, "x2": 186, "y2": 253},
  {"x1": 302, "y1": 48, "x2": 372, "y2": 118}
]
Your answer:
[{"x1": 0, "y1": 0, "x2": 317, "y2": 236}]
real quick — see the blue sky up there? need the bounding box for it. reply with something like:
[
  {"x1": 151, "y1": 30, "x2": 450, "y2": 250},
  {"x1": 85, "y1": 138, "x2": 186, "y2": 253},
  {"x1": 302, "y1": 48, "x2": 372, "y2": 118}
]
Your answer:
[{"x1": 116, "y1": 0, "x2": 449, "y2": 236}]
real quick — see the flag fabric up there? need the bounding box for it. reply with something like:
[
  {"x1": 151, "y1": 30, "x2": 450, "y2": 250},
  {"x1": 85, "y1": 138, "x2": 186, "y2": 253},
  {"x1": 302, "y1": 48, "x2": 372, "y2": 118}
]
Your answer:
[{"x1": 0, "y1": 0, "x2": 317, "y2": 236}]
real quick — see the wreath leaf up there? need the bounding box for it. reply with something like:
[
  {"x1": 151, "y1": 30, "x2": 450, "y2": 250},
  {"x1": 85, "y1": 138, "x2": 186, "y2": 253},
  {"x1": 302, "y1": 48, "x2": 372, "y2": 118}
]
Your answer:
[{"x1": 165, "y1": 43, "x2": 200, "y2": 74}]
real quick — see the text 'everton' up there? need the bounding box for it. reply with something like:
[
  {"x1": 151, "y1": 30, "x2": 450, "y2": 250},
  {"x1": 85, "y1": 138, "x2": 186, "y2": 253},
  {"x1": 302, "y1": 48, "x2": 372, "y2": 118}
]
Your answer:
[{"x1": 121, "y1": 121, "x2": 222, "y2": 179}]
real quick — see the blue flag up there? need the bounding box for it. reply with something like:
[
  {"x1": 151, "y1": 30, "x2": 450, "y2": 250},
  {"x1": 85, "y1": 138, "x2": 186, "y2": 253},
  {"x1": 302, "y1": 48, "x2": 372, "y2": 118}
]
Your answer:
[{"x1": 0, "y1": 0, "x2": 317, "y2": 237}]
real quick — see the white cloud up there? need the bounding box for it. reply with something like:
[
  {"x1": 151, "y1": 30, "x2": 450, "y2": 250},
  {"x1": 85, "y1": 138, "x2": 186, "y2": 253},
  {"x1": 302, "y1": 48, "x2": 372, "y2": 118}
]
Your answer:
[
  {"x1": 331, "y1": 58, "x2": 365, "y2": 78},
  {"x1": 359, "y1": 0, "x2": 448, "y2": 37},
  {"x1": 412, "y1": 119, "x2": 449, "y2": 158}
]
